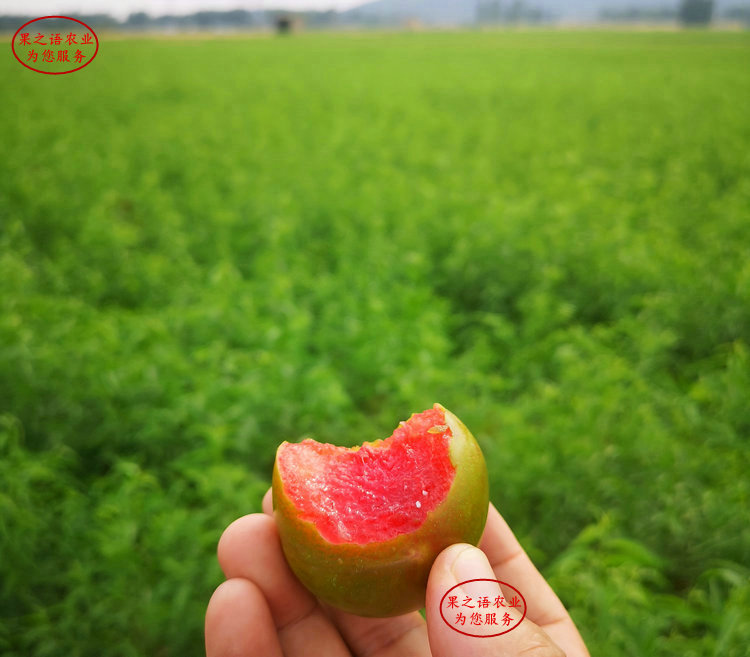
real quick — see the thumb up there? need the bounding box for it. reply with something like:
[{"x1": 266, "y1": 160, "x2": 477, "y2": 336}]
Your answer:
[{"x1": 426, "y1": 544, "x2": 564, "y2": 657}]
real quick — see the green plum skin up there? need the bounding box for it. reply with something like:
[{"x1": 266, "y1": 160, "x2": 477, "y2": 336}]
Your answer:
[{"x1": 272, "y1": 405, "x2": 489, "y2": 617}]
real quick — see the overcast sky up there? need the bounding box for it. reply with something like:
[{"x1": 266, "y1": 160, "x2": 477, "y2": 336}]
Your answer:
[{"x1": 2, "y1": 0, "x2": 365, "y2": 20}]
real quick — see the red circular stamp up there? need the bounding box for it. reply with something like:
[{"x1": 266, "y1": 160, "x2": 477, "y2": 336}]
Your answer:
[
  {"x1": 11, "y1": 16, "x2": 99, "y2": 75},
  {"x1": 439, "y1": 579, "x2": 527, "y2": 638}
]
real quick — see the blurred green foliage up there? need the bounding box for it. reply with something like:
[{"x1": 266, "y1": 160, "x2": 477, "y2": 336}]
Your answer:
[{"x1": 1, "y1": 30, "x2": 749, "y2": 656}]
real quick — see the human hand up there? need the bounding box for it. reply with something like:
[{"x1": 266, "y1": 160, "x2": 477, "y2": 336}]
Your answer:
[{"x1": 206, "y1": 491, "x2": 589, "y2": 656}]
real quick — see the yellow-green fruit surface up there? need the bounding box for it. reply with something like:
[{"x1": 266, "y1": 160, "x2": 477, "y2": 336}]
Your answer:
[{"x1": 272, "y1": 405, "x2": 489, "y2": 617}]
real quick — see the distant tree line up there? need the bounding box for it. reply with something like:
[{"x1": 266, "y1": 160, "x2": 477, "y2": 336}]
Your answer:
[
  {"x1": 121, "y1": 9, "x2": 342, "y2": 30},
  {"x1": 600, "y1": 6, "x2": 678, "y2": 21},
  {"x1": 0, "y1": 9, "x2": 341, "y2": 32},
  {"x1": 724, "y1": 5, "x2": 750, "y2": 21},
  {"x1": 0, "y1": 14, "x2": 119, "y2": 31},
  {"x1": 2, "y1": 2, "x2": 749, "y2": 32},
  {"x1": 475, "y1": 1, "x2": 552, "y2": 23},
  {"x1": 601, "y1": 1, "x2": 749, "y2": 25},
  {"x1": 679, "y1": 0, "x2": 714, "y2": 23}
]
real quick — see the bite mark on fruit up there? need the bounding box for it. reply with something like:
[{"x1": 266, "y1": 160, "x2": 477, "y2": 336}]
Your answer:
[{"x1": 277, "y1": 406, "x2": 455, "y2": 544}]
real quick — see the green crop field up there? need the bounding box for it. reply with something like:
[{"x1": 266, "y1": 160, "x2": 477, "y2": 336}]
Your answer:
[{"x1": 1, "y1": 29, "x2": 749, "y2": 656}]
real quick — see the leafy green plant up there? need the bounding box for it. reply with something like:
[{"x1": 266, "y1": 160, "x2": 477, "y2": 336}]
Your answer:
[{"x1": 1, "y1": 29, "x2": 748, "y2": 656}]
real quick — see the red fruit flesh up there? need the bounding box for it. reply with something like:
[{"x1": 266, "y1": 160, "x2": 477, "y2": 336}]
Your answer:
[
  {"x1": 273, "y1": 403, "x2": 489, "y2": 616},
  {"x1": 277, "y1": 407, "x2": 455, "y2": 544}
]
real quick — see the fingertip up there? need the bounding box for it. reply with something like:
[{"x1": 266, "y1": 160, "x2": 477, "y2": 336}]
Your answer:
[
  {"x1": 218, "y1": 513, "x2": 278, "y2": 577},
  {"x1": 427, "y1": 543, "x2": 487, "y2": 612},
  {"x1": 430, "y1": 543, "x2": 475, "y2": 579},
  {"x1": 205, "y1": 578, "x2": 283, "y2": 657},
  {"x1": 479, "y1": 501, "x2": 502, "y2": 541},
  {"x1": 206, "y1": 578, "x2": 259, "y2": 625},
  {"x1": 262, "y1": 487, "x2": 273, "y2": 516}
]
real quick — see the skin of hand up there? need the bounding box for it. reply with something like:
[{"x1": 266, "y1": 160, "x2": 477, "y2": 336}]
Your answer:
[{"x1": 206, "y1": 491, "x2": 590, "y2": 657}]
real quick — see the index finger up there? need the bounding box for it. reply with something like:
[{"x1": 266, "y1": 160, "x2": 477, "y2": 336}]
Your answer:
[
  {"x1": 218, "y1": 514, "x2": 352, "y2": 657},
  {"x1": 263, "y1": 487, "x2": 431, "y2": 657},
  {"x1": 479, "y1": 502, "x2": 590, "y2": 656}
]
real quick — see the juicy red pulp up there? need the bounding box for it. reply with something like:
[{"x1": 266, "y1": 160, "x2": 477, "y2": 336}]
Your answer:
[{"x1": 278, "y1": 406, "x2": 456, "y2": 544}]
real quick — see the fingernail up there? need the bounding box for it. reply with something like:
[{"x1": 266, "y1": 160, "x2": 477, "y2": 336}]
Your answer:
[{"x1": 450, "y1": 545, "x2": 494, "y2": 584}]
